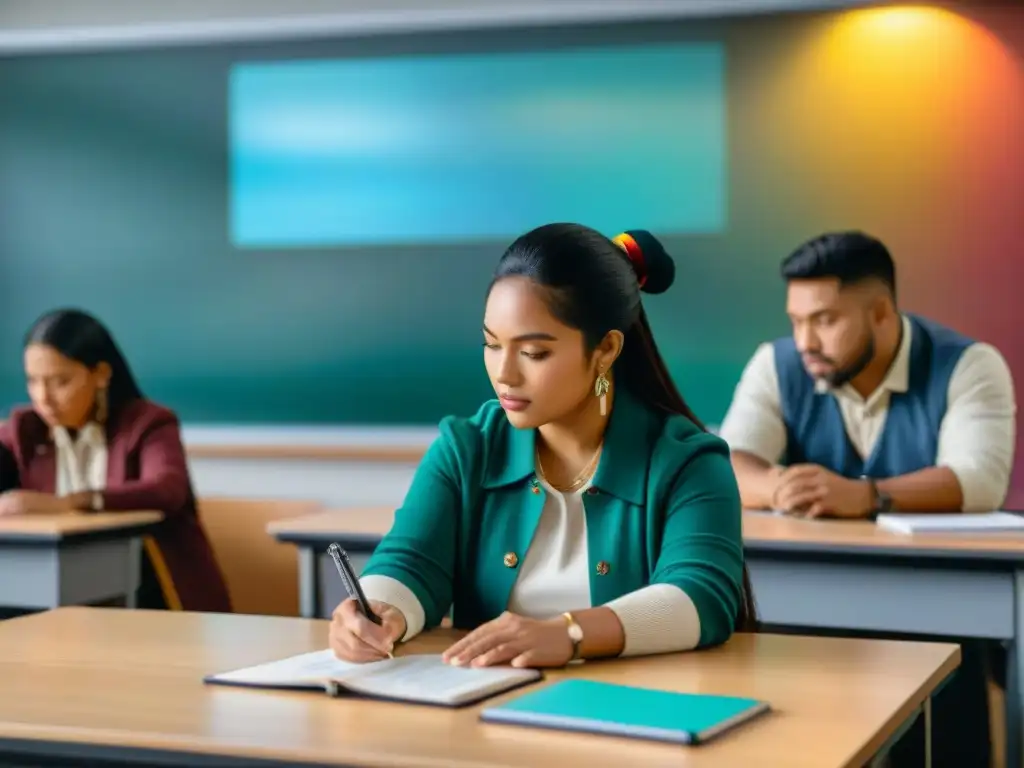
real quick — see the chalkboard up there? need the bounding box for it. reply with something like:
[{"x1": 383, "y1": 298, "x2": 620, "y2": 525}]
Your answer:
[{"x1": 0, "y1": 20, "x2": 791, "y2": 424}]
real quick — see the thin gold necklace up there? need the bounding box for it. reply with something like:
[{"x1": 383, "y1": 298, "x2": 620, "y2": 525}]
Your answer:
[{"x1": 536, "y1": 443, "x2": 603, "y2": 493}]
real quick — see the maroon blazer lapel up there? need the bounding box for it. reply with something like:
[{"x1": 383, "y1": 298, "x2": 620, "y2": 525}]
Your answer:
[
  {"x1": 8, "y1": 415, "x2": 58, "y2": 494},
  {"x1": 104, "y1": 421, "x2": 128, "y2": 488},
  {"x1": 25, "y1": 441, "x2": 57, "y2": 494}
]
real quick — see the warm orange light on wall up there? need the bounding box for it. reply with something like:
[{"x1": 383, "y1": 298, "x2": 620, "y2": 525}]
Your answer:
[
  {"x1": 821, "y1": 6, "x2": 974, "y2": 84},
  {"x1": 837, "y1": 5, "x2": 960, "y2": 40},
  {"x1": 779, "y1": 5, "x2": 1017, "y2": 149},
  {"x1": 753, "y1": 3, "x2": 1021, "y2": 235}
]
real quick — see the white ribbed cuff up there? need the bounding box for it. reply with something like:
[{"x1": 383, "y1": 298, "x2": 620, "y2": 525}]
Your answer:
[
  {"x1": 604, "y1": 583, "x2": 701, "y2": 657},
  {"x1": 359, "y1": 575, "x2": 426, "y2": 642}
]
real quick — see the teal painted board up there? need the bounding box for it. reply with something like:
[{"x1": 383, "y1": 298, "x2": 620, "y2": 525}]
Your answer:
[
  {"x1": 0, "y1": 22, "x2": 794, "y2": 425},
  {"x1": 480, "y1": 679, "x2": 770, "y2": 744},
  {"x1": 229, "y1": 43, "x2": 725, "y2": 247}
]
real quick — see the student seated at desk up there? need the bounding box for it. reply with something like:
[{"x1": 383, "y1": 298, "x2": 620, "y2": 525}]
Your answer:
[
  {"x1": 331, "y1": 224, "x2": 756, "y2": 669},
  {"x1": 718, "y1": 232, "x2": 1016, "y2": 768},
  {"x1": 0, "y1": 308, "x2": 231, "y2": 613}
]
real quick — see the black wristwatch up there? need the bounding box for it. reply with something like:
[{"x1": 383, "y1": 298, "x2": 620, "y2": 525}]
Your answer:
[{"x1": 862, "y1": 476, "x2": 893, "y2": 520}]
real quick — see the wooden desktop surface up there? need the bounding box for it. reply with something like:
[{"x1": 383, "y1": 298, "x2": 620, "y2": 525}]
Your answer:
[
  {"x1": 0, "y1": 511, "x2": 163, "y2": 541},
  {"x1": 742, "y1": 511, "x2": 1024, "y2": 554},
  {"x1": 0, "y1": 608, "x2": 957, "y2": 768},
  {"x1": 266, "y1": 507, "x2": 395, "y2": 540},
  {"x1": 269, "y1": 507, "x2": 1024, "y2": 556}
]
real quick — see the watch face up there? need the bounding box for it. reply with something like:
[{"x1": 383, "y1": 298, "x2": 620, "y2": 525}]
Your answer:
[{"x1": 567, "y1": 623, "x2": 584, "y2": 642}]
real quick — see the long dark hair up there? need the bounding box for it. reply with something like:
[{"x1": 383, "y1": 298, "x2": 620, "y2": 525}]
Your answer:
[
  {"x1": 24, "y1": 308, "x2": 145, "y2": 419},
  {"x1": 491, "y1": 223, "x2": 757, "y2": 632}
]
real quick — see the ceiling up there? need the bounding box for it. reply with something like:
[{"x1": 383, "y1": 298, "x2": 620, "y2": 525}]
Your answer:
[{"x1": 0, "y1": 0, "x2": 884, "y2": 54}]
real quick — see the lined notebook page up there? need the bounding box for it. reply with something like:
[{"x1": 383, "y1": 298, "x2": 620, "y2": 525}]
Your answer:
[
  {"x1": 207, "y1": 650, "x2": 540, "y2": 706},
  {"x1": 338, "y1": 655, "x2": 540, "y2": 704},
  {"x1": 210, "y1": 649, "x2": 375, "y2": 687}
]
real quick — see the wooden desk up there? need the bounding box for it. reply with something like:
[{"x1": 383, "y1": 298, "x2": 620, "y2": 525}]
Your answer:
[
  {"x1": 267, "y1": 507, "x2": 393, "y2": 553},
  {"x1": 745, "y1": 511, "x2": 1024, "y2": 768},
  {"x1": 0, "y1": 511, "x2": 162, "y2": 611},
  {"x1": 270, "y1": 507, "x2": 1024, "y2": 767},
  {"x1": 268, "y1": 508, "x2": 393, "y2": 620},
  {"x1": 0, "y1": 607, "x2": 957, "y2": 767},
  {"x1": 743, "y1": 511, "x2": 1024, "y2": 558}
]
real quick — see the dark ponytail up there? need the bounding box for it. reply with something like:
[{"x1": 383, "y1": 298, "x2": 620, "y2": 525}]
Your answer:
[
  {"x1": 615, "y1": 231, "x2": 756, "y2": 633},
  {"x1": 492, "y1": 224, "x2": 758, "y2": 633},
  {"x1": 617, "y1": 310, "x2": 706, "y2": 428}
]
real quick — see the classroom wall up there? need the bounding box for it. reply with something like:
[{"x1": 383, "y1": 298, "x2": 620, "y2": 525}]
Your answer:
[
  {"x1": 1, "y1": 3, "x2": 1023, "y2": 494},
  {"x1": 187, "y1": 454, "x2": 417, "y2": 508}
]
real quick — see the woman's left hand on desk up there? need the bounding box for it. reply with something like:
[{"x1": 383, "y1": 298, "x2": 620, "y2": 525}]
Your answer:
[
  {"x1": 0, "y1": 490, "x2": 71, "y2": 516},
  {"x1": 442, "y1": 611, "x2": 572, "y2": 669}
]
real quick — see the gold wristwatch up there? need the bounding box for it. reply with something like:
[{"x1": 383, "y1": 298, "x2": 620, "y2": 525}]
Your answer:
[{"x1": 561, "y1": 612, "x2": 584, "y2": 662}]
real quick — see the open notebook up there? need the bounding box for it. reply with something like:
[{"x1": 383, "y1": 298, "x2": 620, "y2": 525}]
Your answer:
[{"x1": 204, "y1": 649, "x2": 542, "y2": 708}]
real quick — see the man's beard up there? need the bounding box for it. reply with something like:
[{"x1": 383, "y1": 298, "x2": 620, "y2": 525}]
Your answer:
[{"x1": 822, "y1": 334, "x2": 876, "y2": 389}]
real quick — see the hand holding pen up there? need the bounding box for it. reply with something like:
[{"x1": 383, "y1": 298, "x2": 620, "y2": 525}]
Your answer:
[{"x1": 326, "y1": 543, "x2": 407, "y2": 663}]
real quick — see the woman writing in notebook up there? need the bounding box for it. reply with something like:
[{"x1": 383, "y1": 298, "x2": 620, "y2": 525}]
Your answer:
[
  {"x1": 0, "y1": 309, "x2": 231, "y2": 613},
  {"x1": 331, "y1": 224, "x2": 755, "y2": 667}
]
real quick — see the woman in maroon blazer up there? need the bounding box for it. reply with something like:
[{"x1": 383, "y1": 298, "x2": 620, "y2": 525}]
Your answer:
[{"x1": 0, "y1": 308, "x2": 232, "y2": 613}]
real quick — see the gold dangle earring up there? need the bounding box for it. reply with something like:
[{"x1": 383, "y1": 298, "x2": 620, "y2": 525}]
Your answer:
[
  {"x1": 594, "y1": 371, "x2": 610, "y2": 417},
  {"x1": 95, "y1": 386, "x2": 109, "y2": 424}
]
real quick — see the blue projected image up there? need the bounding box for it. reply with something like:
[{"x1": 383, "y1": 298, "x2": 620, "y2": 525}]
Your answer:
[{"x1": 229, "y1": 43, "x2": 725, "y2": 248}]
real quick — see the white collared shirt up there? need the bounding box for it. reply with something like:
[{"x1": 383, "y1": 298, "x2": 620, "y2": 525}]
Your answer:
[
  {"x1": 52, "y1": 422, "x2": 108, "y2": 496},
  {"x1": 718, "y1": 316, "x2": 1017, "y2": 511}
]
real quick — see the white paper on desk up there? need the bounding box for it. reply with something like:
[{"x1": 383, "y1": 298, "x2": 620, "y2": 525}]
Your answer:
[
  {"x1": 876, "y1": 511, "x2": 1024, "y2": 535},
  {"x1": 205, "y1": 649, "x2": 541, "y2": 707}
]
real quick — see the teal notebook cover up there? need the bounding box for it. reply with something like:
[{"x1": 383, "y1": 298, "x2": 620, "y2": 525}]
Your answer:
[{"x1": 480, "y1": 679, "x2": 770, "y2": 745}]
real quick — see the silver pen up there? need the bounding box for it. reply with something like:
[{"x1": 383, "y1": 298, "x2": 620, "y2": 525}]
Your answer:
[{"x1": 327, "y1": 543, "x2": 393, "y2": 659}]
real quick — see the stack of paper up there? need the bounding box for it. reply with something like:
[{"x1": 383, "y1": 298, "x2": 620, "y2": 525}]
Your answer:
[{"x1": 876, "y1": 512, "x2": 1024, "y2": 535}]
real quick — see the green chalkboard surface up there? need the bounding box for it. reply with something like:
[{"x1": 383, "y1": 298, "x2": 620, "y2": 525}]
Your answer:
[{"x1": 0, "y1": 22, "x2": 791, "y2": 425}]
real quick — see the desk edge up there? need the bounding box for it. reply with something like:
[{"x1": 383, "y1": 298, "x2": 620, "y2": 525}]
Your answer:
[
  {"x1": 0, "y1": 521, "x2": 161, "y2": 545},
  {"x1": 271, "y1": 530, "x2": 1024, "y2": 563}
]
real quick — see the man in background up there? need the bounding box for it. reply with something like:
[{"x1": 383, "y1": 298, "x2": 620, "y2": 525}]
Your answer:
[{"x1": 719, "y1": 231, "x2": 1016, "y2": 767}]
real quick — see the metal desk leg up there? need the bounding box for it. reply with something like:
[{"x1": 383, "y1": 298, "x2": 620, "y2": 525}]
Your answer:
[
  {"x1": 924, "y1": 696, "x2": 932, "y2": 768},
  {"x1": 298, "y1": 547, "x2": 321, "y2": 619},
  {"x1": 1008, "y1": 571, "x2": 1024, "y2": 768},
  {"x1": 125, "y1": 538, "x2": 142, "y2": 609}
]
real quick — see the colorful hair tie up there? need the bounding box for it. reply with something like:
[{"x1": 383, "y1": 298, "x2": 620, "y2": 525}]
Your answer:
[{"x1": 612, "y1": 232, "x2": 648, "y2": 288}]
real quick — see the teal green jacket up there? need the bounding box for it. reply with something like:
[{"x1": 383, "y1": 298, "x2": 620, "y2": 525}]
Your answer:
[{"x1": 361, "y1": 390, "x2": 745, "y2": 648}]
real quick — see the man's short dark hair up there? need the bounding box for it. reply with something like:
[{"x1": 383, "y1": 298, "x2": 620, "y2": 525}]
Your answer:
[{"x1": 780, "y1": 231, "x2": 896, "y2": 299}]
